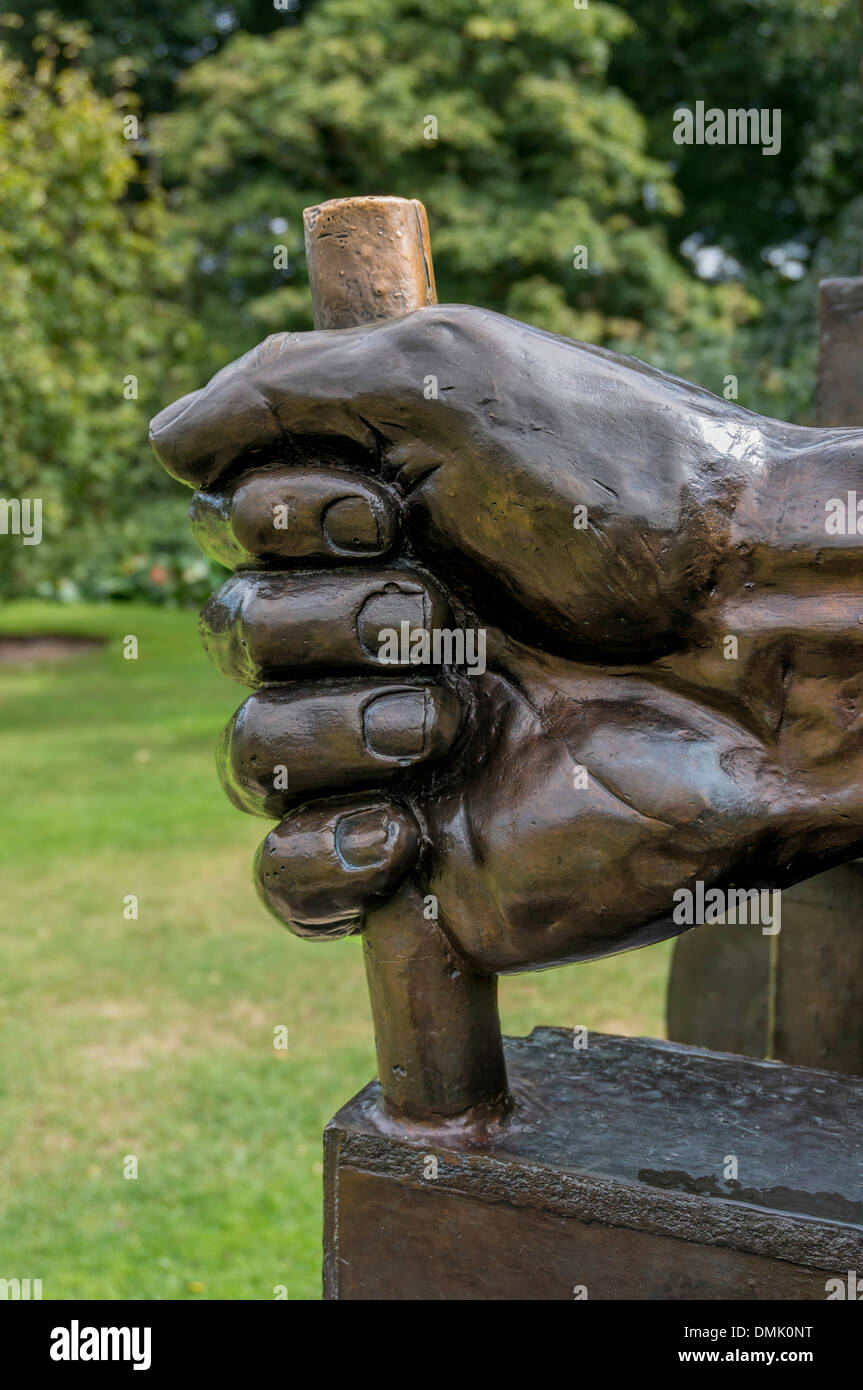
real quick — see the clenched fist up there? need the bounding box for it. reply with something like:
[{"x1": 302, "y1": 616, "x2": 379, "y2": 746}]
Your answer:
[{"x1": 150, "y1": 304, "x2": 863, "y2": 981}]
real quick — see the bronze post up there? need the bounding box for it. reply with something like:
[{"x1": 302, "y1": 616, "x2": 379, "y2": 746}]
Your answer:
[{"x1": 303, "y1": 196, "x2": 509, "y2": 1132}]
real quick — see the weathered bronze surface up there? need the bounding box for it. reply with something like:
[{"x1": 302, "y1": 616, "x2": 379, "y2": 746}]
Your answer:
[
  {"x1": 667, "y1": 915, "x2": 772, "y2": 1059},
  {"x1": 669, "y1": 862, "x2": 863, "y2": 1071},
  {"x1": 772, "y1": 861, "x2": 863, "y2": 1069},
  {"x1": 325, "y1": 1029, "x2": 863, "y2": 1300},
  {"x1": 151, "y1": 196, "x2": 863, "y2": 1126},
  {"x1": 818, "y1": 278, "x2": 863, "y2": 427}
]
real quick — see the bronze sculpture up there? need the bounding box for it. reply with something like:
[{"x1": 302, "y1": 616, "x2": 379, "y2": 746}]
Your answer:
[{"x1": 150, "y1": 197, "x2": 863, "y2": 1135}]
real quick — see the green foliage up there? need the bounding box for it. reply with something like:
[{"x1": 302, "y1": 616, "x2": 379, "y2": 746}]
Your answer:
[
  {"x1": 0, "y1": 17, "x2": 209, "y2": 601},
  {"x1": 610, "y1": 0, "x2": 862, "y2": 267},
  {"x1": 605, "y1": 0, "x2": 863, "y2": 416},
  {"x1": 0, "y1": 1, "x2": 294, "y2": 110},
  {"x1": 156, "y1": 0, "x2": 754, "y2": 372},
  {"x1": 2, "y1": 2, "x2": 861, "y2": 602},
  {"x1": 740, "y1": 194, "x2": 863, "y2": 424}
]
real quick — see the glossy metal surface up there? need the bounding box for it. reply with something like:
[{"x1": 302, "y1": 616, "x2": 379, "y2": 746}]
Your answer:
[{"x1": 151, "y1": 197, "x2": 863, "y2": 1125}]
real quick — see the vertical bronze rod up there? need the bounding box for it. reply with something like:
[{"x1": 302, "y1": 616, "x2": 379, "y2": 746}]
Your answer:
[{"x1": 303, "y1": 195, "x2": 509, "y2": 1128}]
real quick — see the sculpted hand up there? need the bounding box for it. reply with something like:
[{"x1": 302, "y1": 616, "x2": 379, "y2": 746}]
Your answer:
[{"x1": 150, "y1": 305, "x2": 863, "y2": 978}]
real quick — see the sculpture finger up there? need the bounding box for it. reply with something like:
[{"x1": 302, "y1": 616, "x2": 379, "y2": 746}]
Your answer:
[
  {"x1": 200, "y1": 567, "x2": 451, "y2": 686},
  {"x1": 254, "y1": 797, "x2": 422, "y2": 938},
  {"x1": 218, "y1": 681, "x2": 463, "y2": 818},
  {"x1": 190, "y1": 466, "x2": 399, "y2": 569}
]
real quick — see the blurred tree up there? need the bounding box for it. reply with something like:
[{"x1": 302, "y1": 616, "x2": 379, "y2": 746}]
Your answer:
[
  {"x1": 0, "y1": 16, "x2": 211, "y2": 601},
  {"x1": 741, "y1": 193, "x2": 863, "y2": 425},
  {"x1": 15, "y1": 3, "x2": 856, "y2": 278},
  {"x1": 610, "y1": 0, "x2": 861, "y2": 274},
  {"x1": 155, "y1": 0, "x2": 756, "y2": 376},
  {"x1": 13, "y1": 2, "x2": 860, "y2": 420},
  {"x1": 2, "y1": 1, "x2": 859, "y2": 605},
  {"x1": 608, "y1": 0, "x2": 863, "y2": 418},
  {"x1": 1, "y1": 2, "x2": 295, "y2": 110}
]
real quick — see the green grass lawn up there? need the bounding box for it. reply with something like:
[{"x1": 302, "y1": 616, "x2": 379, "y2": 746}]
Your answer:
[{"x1": 0, "y1": 601, "x2": 672, "y2": 1300}]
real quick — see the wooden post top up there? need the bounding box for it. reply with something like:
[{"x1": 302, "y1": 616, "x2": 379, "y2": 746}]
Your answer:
[{"x1": 303, "y1": 195, "x2": 437, "y2": 330}]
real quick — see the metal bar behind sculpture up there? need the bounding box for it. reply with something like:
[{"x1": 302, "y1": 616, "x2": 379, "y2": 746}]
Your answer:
[{"x1": 302, "y1": 196, "x2": 509, "y2": 1129}]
